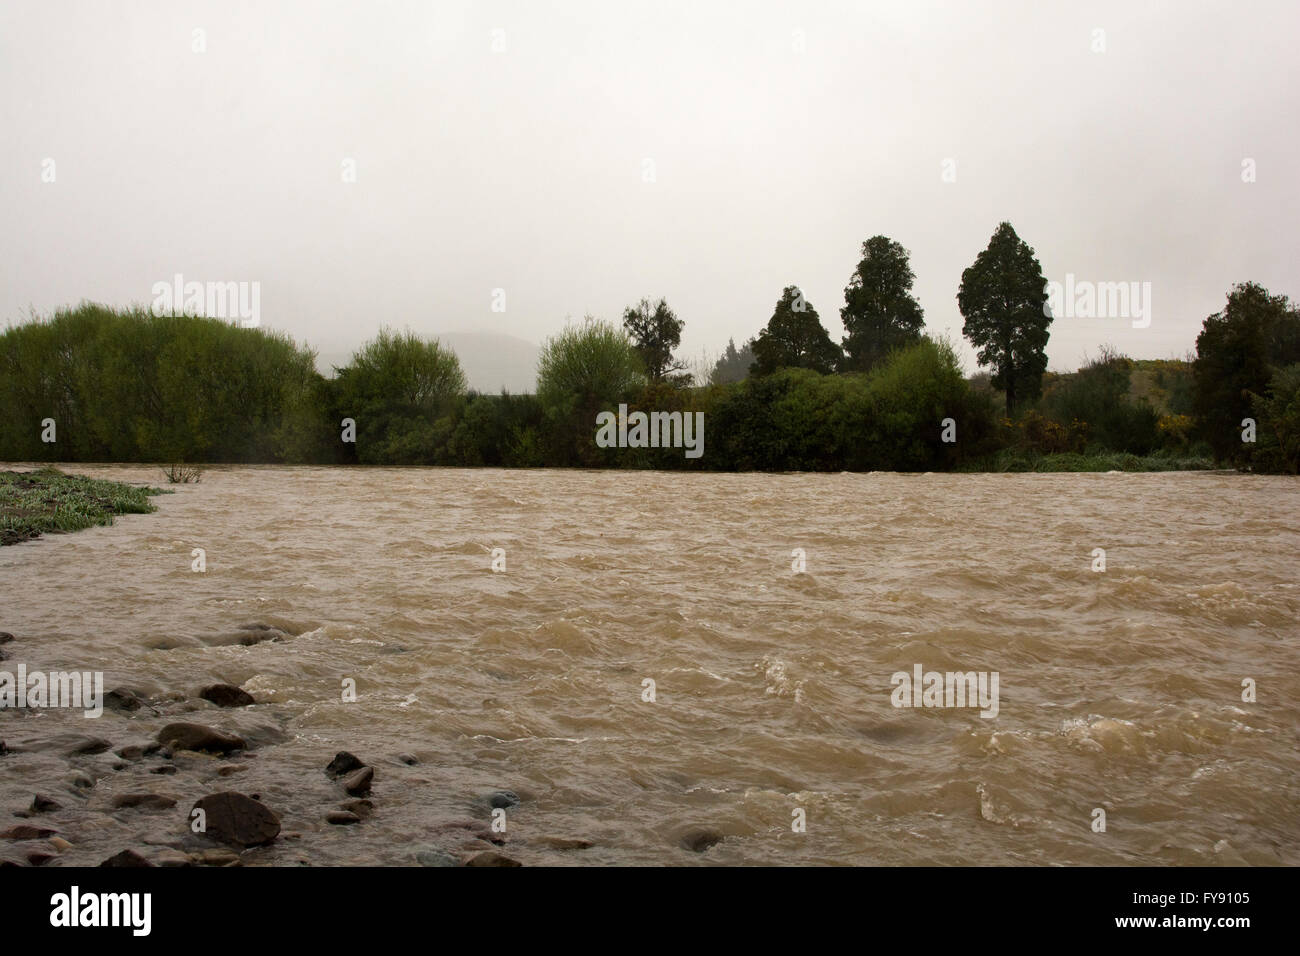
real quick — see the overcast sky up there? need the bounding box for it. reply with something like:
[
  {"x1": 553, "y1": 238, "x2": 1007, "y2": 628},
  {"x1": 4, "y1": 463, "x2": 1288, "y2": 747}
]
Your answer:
[{"x1": 2, "y1": 0, "x2": 1297, "y2": 380}]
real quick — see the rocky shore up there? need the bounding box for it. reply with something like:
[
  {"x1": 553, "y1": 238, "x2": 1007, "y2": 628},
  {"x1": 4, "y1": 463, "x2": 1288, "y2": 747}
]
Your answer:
[{"x1": 0, "y1": 624, "x2": 621, "y2": 868}]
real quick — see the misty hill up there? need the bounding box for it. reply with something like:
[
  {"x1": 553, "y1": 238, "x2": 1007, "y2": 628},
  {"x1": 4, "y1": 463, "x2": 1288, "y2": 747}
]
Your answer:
[{"x1": 315, "y1": 331, "x2": 540, "y2": 394}]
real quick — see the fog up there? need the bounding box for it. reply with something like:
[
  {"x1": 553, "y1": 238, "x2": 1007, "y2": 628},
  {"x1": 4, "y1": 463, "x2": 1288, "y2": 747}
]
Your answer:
[{"x1": 3, "y1": 0, "x2": 1296, "y2": 389}]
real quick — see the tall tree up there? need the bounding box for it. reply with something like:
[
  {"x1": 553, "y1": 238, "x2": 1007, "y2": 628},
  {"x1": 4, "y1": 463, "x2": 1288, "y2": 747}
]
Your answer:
[
  {"x1": 710, "y1": 337, "x2": 755, "y2": 384},
  {"x1": 957, "y1": 222, "x2": 1052, "y2": 414},
  {"x1": 622, "y1": 297, "x2": 686, "y2": 384},
  {"x1": 1193, "y1": 282, "x2": 1300, "y2": 462},
  {"x1": 840, "y1": 235, "x2": 925, "y2": 371},
  {"x1": 750, "y1": 286, "x2": 842, "y2": 376}
]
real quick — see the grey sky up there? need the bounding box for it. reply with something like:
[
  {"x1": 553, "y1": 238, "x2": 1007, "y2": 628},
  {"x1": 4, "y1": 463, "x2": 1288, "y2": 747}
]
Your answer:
[{"x1": 2, "y1": 0, "x2": 1296, "y2": 385}]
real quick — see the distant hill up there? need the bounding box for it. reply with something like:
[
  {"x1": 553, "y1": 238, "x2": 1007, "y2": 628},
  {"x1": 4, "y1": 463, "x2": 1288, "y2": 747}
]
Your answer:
[{"x1": 314, "y1": 331, "x2": 540, "y2": 395}]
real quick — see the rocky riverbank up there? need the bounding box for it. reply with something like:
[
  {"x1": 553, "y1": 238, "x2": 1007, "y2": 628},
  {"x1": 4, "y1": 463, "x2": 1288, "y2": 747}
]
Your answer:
[{"x1": 0, "y1": 624, "x2": 568, "y2": 867}]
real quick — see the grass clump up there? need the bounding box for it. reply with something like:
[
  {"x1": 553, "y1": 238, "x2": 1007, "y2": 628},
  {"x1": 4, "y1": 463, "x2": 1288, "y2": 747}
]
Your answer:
[{"x1": 0, "y1": 469, "x2": 166, "y2": 545}]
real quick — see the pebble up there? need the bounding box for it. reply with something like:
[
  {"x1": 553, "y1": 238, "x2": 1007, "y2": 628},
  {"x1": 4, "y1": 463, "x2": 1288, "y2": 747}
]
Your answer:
[{"x1": 199, "y1": 684, "x2": 255, "y2": 708}]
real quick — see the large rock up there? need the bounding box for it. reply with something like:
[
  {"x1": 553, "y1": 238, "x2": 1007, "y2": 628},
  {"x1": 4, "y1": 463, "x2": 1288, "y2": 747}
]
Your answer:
[
  {"x1": 157, "y1": 722, "x2": 246, "y2": 755},
  {"x1": 200, "y1": 684, "x2": 255, "y2": 708},
  {"x1": 191, "y1": 791, "x2": 280, "y2": 848}
]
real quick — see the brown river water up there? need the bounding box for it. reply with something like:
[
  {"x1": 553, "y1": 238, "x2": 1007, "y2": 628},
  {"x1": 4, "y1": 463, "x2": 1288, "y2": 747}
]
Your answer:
[{"x1": 1, "y1": 465, "x2": 1297, "y2": 866}]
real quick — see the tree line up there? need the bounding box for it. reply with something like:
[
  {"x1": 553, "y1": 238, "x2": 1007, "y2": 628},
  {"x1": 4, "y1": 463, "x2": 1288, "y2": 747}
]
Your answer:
[{"x1": 2, "y1": 221, "x2": 1298, "y2": 472}]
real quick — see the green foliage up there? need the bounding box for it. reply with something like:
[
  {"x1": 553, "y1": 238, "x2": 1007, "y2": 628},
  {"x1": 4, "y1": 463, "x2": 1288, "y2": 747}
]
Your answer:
[
  {"x1": 536, "y1": 317, "x2": 647, "y2": 466},
  {"x1": 0, "y1": 469, "x2": 164, "y2": 545},
  {"x1": 840, "y1": 235, "x2": 925, "y2": 372},
  {"x1": 0, "y1": 303, "x2": 326, "y2": 464},
  {"x1": 710, "y1": 337, "x2": 754, "y2": 385},
  {"x1": 1248, "y1": 363, "x2": 1300, "y2": 474},
  {"x1": 958, "y1": 222, "x2": 1052, "y2": 414},
  {"x1": 332, "y1": 327, "x2": 467, "y2": 464},
  {"x1": 750, "y1": 286, "x2": 842, "y2": 376},
  {"x1": 1040, "y1": 347, "x2": 1160, "y2": 454},
  {"x1": 1193, "y1": 282, "x2": 1300, "y2": 464},
  {"x1": 622, "y1": 298, "x2": 687, "y2": 384}
]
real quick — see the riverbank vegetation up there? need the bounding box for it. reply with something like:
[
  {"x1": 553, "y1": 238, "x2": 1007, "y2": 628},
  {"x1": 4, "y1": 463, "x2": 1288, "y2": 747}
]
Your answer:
[
  {"x1": 0, "y1": 467, "x2": 165, "y2": 545},
  {"x1": 2, "y1": 223, "x2": 1298, "y2": 473}
]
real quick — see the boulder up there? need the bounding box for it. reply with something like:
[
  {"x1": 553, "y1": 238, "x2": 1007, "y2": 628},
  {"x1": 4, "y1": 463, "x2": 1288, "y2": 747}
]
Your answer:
[{"x1": 191, "y1": 791, "x2": 280, "y2": 847}]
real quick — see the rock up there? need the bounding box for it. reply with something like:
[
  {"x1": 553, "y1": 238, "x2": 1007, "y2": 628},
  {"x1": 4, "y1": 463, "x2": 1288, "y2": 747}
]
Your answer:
[
  {"x1": 0, "y1": 631, "x2": 13, "y2": 643},
  {"x1": 396, "y1": 753, "x2": 419, "y2": 765},
  {"x1": 68, "y1": 771, "x2": 94, "y2": 790},
  {"x1": 112, "y1": 794, "x2": 177, "y2": 810},
  {"x1": 27, "y1": 847, "x2": 58, "y2": 866},
  {"x1": 100, "y1": 849, "x2": 154, "y2": 867},
  {"x1": 535, "y1": 836, "x2": 594, "y2": 851},
  {"x1": 115, "y1": 745, "x2": 146, "y2": 761},
  {"x1": 464, "y1": 850, "x2": 522, "y2": 867},
  {"x1": 151, "y1": 848, "x2": 192, "y2": 867},
  {"x1": 31, "y1": 794, "x2": 62, "y2": 813},
  {"x1": 191, "y1": 791, "x2": 280, "y2": 847},
  {"x1": 217, "y1": 764, "x2": 248, "y2": 777},
  {"x1": 342, "y1": 766, "x2": 374, "y2": 796},
  {"x1": 326, "y1": 811, "x2": 361, "y2": 825},
  {"x1": 49, "y1": 837, "x2": 72, "y2": 851},
  {"x1": 2, "y1": 824, "x2": 57, "y2": 840},
  {"x1": 191, "y1": 848, "x2": 240, "y2": 866},
  {"x1": 150, "y1": 765, "x2": 178, "y2": 775},
  {"x1": 104, "y1": 688, "x2": 144, "y2": 712},
  {"x1": 339, "y1": 799, "x2": 373, "y2": 819},
  {"x1": 415, "y1": 847, "x2": 459, "y2": 867},
  {"x1": 157, "y1": 722, "x2": 246, "y2": 755},
  {"x1": 54, "y1": 735, "x2": 113, "y2": 756},
  {"x1": 199, "y1": 684, "x2": 255, "y2": 708},
  {"x1": 2, "y1": 824, "x2": 58, "y2": 840},
  {"x1": 488, "y1": 790, "x2": 520, "y2": 809},
  {"x1": 325, "y1": 751, "x2": 365, "y2": 778},
  {"x1": 678, "y1": 827, "x2": 724, "y2": 853}
]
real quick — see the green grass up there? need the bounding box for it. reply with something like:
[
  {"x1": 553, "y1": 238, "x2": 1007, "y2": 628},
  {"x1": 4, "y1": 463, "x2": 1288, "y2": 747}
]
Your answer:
[
  {"x1": 0, "y1": 466, "x2": 167, "y2": 545},
  {"x1": 958, "y1": 451, "x2": 1217, "y2": 473}
]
